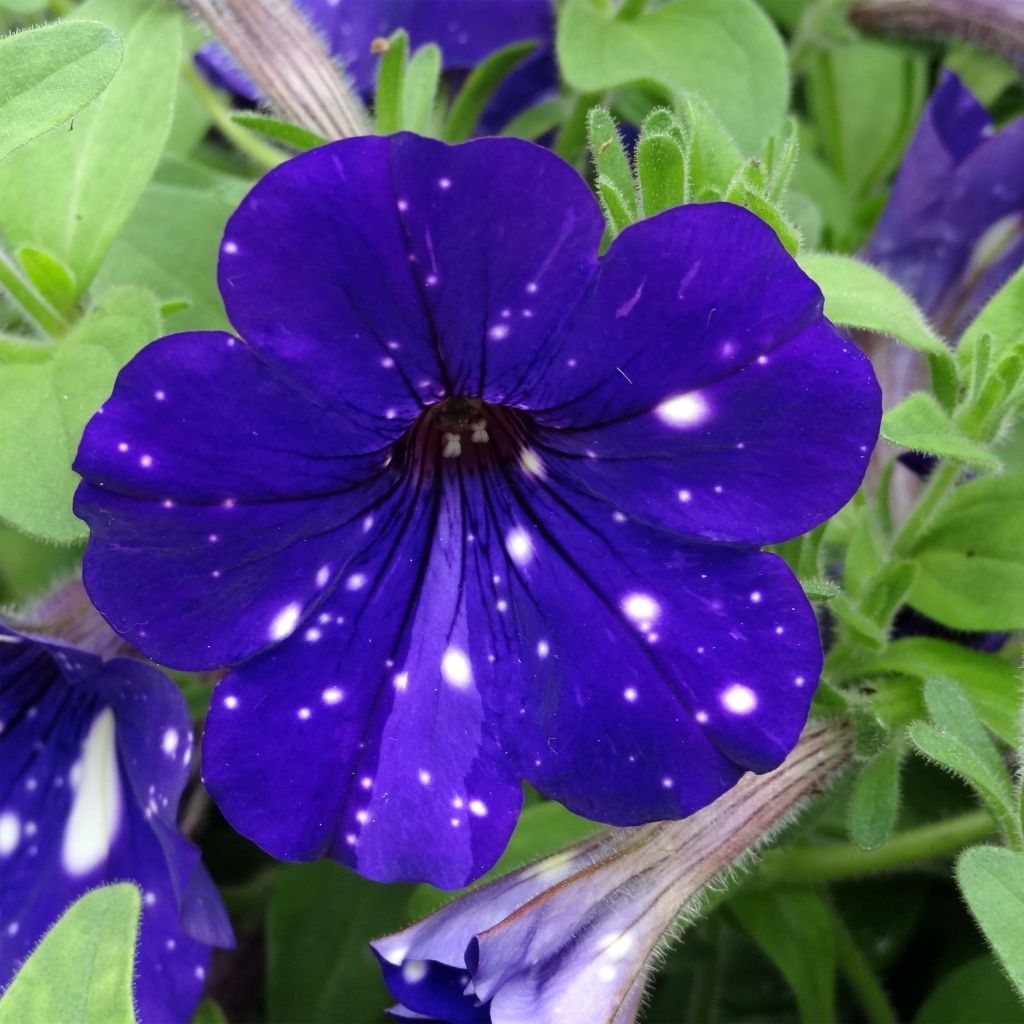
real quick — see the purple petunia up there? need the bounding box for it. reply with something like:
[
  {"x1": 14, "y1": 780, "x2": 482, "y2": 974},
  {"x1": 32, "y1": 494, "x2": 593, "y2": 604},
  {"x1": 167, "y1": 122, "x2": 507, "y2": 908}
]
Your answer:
[
  {"x1": 197, "y1": 0, "x2": 556, "y2": 126},
  {"x1": 73, "y1": 133, "x2": 880, "y2": 888},
  {"x1": 0, "y1": 605, "x2": 233, "y2": 1022},
  {"x1": 866, "y1": 70, "x2": 1024, "y2": 338}
]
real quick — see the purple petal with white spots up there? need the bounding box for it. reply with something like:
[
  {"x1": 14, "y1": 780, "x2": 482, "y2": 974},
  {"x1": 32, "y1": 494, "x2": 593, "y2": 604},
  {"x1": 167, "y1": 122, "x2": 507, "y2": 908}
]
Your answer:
[
  {"x1": 0, "y1": 627, "x2": 232, "y2": 1024},
  {"x1": 866, "y1": 70, "x2": 1024, "y2": 336},
  {"x1": 75, "y1": 134, "x2": 879, "y2": 887},
  {"x1": 195, "y1": 0, "x2": 555, "y2": 111}
]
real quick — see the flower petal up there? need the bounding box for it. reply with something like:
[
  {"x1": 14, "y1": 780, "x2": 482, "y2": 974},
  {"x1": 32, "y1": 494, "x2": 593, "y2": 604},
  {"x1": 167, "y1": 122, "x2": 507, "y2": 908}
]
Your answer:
[
  {"x1": 74, "y1": 331, "x2": 399, "y2": 669},
  {"x1": 218, "y1": 134, "x2": 603, "y2": 412},
  {"x1": 0, "y1": 628, "x2": 231, "y2": 1024}
]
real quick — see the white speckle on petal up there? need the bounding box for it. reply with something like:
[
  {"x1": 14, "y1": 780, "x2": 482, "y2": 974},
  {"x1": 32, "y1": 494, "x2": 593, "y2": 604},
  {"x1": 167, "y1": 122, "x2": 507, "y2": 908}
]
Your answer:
[
  {"x1": 223, "y1": 241, "x2": 238, "y2": 254},
  {"x1": 656, "y1": 392, "x2": 709, "y2": 428},
  {"x1": 488, "y1": 324, "x2": 510, "y2": 341},
  {"x1": 750, "y1": 591, "x2": 762, "y2": 603},
  {"x1": 269, "y1": 603, "x2": 301, "y2": 641},
  {"x1": 622, "y1": 593, "x2": 660, "y2": 625},
  {"x1": 402, "y1": 960, "x2": 428, "y2": 984},
  {"x1": 519, "y1": 448, "x2": 545, "y2": 477},
  {"x1": 139, "y1": 454, "x2": 153, "y2": 468},
  {"x1": 393, "y1": 671, "x2": 409, "y2": 692},
  {"x1": 297, "y1": 707, "x2": 312, "y2": 721},
  {"x1": 468, "y1": 799, "x2": 487, "y2": 817},
  {"x1": 438, "y1": 177, "x2": 451, "y2": 190},
  {"x1": 0, "y1": 812, "x2": 20, "y2": 856},
  {"x1": 506, "y1": 528, "x2": 534, "y2": 566},
  {"x1": 322, "y1": 687, "x2": 344, "y2": 705},
  {"x1": 161, "y1": 728, "x2": 179, "y2": 755},
  {"x1": 537, "y1": 640, "x2": 550, "y2": 658},
  {"x1": 223, "y1": 695, "x2": 239, "y2": 710},
  {"x1": 418, "y1": 769, "x2": 432, "y2": 785},
  {"x1": 441, "y1": 648, "x2": 472, "y2": 689},
  {"x1": 316, "y1": 565, "x2": 331, "y2": 587},
  {"x1": 721, "y1": 684, "x2": 758, "y2": 714},
  {"x1": 624, "y1": 687, "x2": 638, "y2": 703},
  {"x1": 304, "y1": 627, "x2": 321, "y2": 643},
  {"x1": 346, "y1": 573, "x2": 367, "y2": 591}
]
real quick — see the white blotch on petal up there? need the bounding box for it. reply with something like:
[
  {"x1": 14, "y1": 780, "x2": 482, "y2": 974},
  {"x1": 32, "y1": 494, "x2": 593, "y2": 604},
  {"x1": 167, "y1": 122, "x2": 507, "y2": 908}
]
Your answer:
[
  {"x1": 269, "y1": 603, "x2": 301, "y2": 641},
  {"x1": 441, "y1": 648, "x2": 472, "y2": 689},
  {"x1": 223, "y1": 695, "x2": 239, "y2": 710},
  {"x1": 537, "y1": 640, "x2": 550, "y2": 658},
  {"x1": 62, "y1": 708, "x2": 121, "y2": 876},
  {"x1": 488, "y1": 324, "x2": 510, "y2": 341},
  {"x1": 297, "y1": 707, "x2": 312, "y2": 721},
  {"x1": 519, "y1": 448, "x2": 545, "y2": 478},
  {"x1": 624, "y1": 687, "x2": 638, "y2": 703},
  {"x1": 402, "y1": 960, "x2": 428, "y2": 984},
  {"x1": 468, "y1": 799, "x2": 487, "y2": 817},
  {"x1": 161, "y1": 728, "x2": 179, "y2": 756},
  {"x1": 223, "y1": 241, "x2": 238, "y2": 254},
  {"x1": 418, "y1": 769, "x2": 431, "y2": 785},
  {"x1": 622, "y1": 593, "x2": 660, "y2": 626},
  {"x1": 506, "y1": 528, "x2": 534, "y2": 566},
  {"x1": 0, "y1": 812, "x2": 20, "y2": 856},
  {"x1": 695, "y1": 710, "x2": 709, "y2": 724},
  {"x1": 316, "y1": 565, "x2": 331, "y2": 588},
  {"x1": 721, "y1": 683, "x2": 758, "y2": 714},
  {"x1": 322, "y1": 687, "x2": 344, "y2": 705},
  {"x1": 656, "y1": 391, "x2": 709, "y2": 428},
  {"x1": 393, "y1": 671, "x2": 409, "y2": 692},
  {"x1": 601, "y1": 932, "x2": 635, "y2": 960},
  {"x1": 139, "y1": 455, "x2": 153, "y2": 468},
  {"x1": 750, "y1": 590, "x2": 762, "y2": 604}
]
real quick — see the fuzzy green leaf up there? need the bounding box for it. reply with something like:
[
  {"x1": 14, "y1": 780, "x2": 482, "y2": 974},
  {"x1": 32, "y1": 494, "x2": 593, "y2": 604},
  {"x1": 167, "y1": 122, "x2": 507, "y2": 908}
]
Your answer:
[
  {"x1": 882, "y1": 392, "x2": 1000, "y2": 469},
  {"x1": 230, "y1": 113, "x2": 325, "y2": 152},
  {"x1": 445, "y1": 40, "x2": 537, "y2": 141}
]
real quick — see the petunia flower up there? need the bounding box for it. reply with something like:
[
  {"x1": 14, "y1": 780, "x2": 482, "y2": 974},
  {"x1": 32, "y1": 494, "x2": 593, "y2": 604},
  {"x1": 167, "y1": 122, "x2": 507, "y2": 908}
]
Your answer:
[
  {"x1": 0, "y1": 588, "x2": 233, "y2": 1023},
  {"x1": 197, "y1": 0, "x2": 556, "y2": 127},
  {"x1": 866, "y1": 70, "x2": 1024, "y2": 340},
  {"x1": 73, "y1": 133, "x2": 880, "y2": 888},
  {"x1": 372, "y1": 722, "x2": 852, "y2": 1023}
]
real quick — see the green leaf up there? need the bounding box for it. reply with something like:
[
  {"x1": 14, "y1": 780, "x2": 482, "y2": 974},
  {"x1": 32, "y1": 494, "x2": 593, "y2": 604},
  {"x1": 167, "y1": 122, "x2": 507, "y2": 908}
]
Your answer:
[
  {"x1": 0, "y1": 20, "x2": 122, "y2": 162},
  {"x1": 797, "y1": 253, "x2": 951, "y2": 360},
  {"x1": 849, "y1": 744, "x2": 902, "y2": 851},
  {"x1": 855, "y1": 638, "x2": 1021, "y2": 744},
  {"x1": 556, "y1": 0, "x2": 788, "y2": 152},
  {"x1": 595, "y1": 174, "x2": 633, "y2": 238},
  {"x1": 500, "y1": 96, "x2": 572, "y2": 140},
  {"x1": 587, "y1": 107, "x2": 636, "y2": 217},
  {"x1": 231, "y1": 113, "x2": 325, "y2": 152},
  {"x1": 444, "y1": 40, "x2": 537, "y2": 141},
  {"x1": 957, "y1": 846, "x2": 1024, "y2": 999},
  {"x1": 730, "y1": 888, "x2": 836, "y2": 1023},
  {"x1": 636, "y1": 132, "x2": 686, "y2": 217},
  {"x1": 402, "y1": 43, "x2": 441, "y2": 135},
  {"x1": 373, "y1": 29, "x2": 408, "y2": 135},
  {"x1": 0, "y1": 285, "x2": 161, "y2": 542},
  {"x1": 17, "y1": 247, "x2": 77, "y2": 319},
  {"x1": 93, "y1": 181, "x2": 242, "y2": 333},
  {"x1": 915, "y1": 953, "x2": 1024, "y2": 1024},
  {"x1": 906, "y1": 474, "x2": 1024, "y2": 631},
  {"x1": 0, "y1": 0, "x2": 182, "y2": 297},
  {"x1": 959, "y1": 264, "x2": 1024, "y2": 368},
  {"x1": 191, "y1": 1001, "x2": 229, "y2": 1024},
  {"x1": 0, "y1": 883, "x2": 140, "y2": 1024},
  {"x1": 677, "y1": 92, "x2": 743, "y2": 199},
  {"x1": 267, "y1": 862, "x2": 411, "y2": 1024},
  {"x1": 882, "y1": 392, "x2": 999, "y2": 470}
]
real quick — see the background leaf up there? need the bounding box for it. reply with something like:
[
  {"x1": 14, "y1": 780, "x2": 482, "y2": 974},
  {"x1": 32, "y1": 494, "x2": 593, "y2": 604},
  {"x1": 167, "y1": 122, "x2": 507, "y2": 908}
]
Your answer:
[
  {"x1": 0, "y1": 883, "x2": 140, "y2": 1024},
  {"x1": 0, "y1": 20, "x2": 122, "y2": 162}
]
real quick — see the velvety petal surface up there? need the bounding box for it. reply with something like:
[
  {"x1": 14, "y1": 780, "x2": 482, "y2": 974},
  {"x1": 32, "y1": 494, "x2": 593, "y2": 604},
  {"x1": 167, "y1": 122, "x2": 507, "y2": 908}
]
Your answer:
[
  {"x1": 0, "y1": 628, "x2": 232, "y2": 1024},
  {"x1": 217, "y1": 134, "x2": 603, "y2": 413},
  {"x1": 74, "y1": 330, "x2": 399, "y2": 670},
  {"x1": 867, "y1": 71, "x2": 1024, "y2": 334},
  {"x1": 521, "y1": 204, "x2": 880, "y2": 543}
]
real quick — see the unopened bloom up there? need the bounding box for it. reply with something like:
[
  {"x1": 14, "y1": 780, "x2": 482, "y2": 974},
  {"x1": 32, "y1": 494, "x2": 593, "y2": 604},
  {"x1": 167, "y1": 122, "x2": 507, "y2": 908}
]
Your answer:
[
  {"x1": 866, "y1": 70, "x2": 1024, "y2": 339},
  {"x1": 0, "y1": 599, "x2": 233, "y2": 1022},
  {"x1": 198, "y1": 0, "x2": 556, "y2": 127},
  {"x1": 74, "y1": 134, "x2": 879, "y2": 887},
  {"x1": 373, "y1": 723, "x2": 851, "y2": 1023}
]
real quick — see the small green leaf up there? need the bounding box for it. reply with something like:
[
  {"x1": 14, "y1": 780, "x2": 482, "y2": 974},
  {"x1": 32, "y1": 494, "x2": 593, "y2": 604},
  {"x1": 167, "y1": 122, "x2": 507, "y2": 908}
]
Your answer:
[
  {"x1": 830, "y1": 591, "x2": 888, "y2": 650},
  {"x1": 0, "y1": 20, "x2": 122, "y2": 162},
  {"x1": 230, "y1": 113, "x2": 325, "y2": 152},
  {"x1": 959, "y1": 264, "x2": 1024, "y2": 368},
  {"x1": 915, "y1": 953, "x2": 1024, "y2": 1024},
  {"x1": 957, "y1": 846, "x2": 1024, "y2": 999},
  {"x1": 500, "y1": 96, "x2": 572, "y2": 140},
  {"x1": 798, "y1": 253, "x2": 951, "y2": 360},
  {"x1": 402, "y1": 43, "x2": 442, "y2": 135},
  {"x1": 191, "y1": 1000, "x2": 229, "y2": 1024},
  {"x1": 444, "y1": 40, "x2": 537, "y2": 141},
  {"x1": 849, "y1": 744, "x2": 902, "y2": 850},
  {"x1": 724, "y1": 178, "x2": 801, "y2": 254},
  {"x1": 636, "y1": 132, "x2": 686, "y2": 217},
  {"x1": 730, "y1": 888, "x2": 836, "y2": 1024},
  {"x1": 677, "y1": 91, "x2": 743, "y2": 199},
  {"x1": 556, "y1": 0, "x2": 789, "y2": 152},
  {"x1": 0, "y1": 0, "x2": 183, "y2": 297},
  {"x1": 0, "y1": 883, "x2": 140, "y2": 1024},
  {"x1": 374, "y1": 29, "x2": 408, "y2": 135},
  {"x1": 0, "y1": 285, "x2": 161, "y2": 542},
  {"x1": 587, "y1": 107, "x2": 636, "y2": 216},
  {"x1": 17, "y1": 247, "x2": 77, "y2": 319},
  {"x1": 882, "y1": 392, "x2": 999, "y2": 469},
  {"x1": 595, "y1": 174, "x2": 633, "y2": 238},
  {"x1": 906, "y1": 474, "x2": 1024, "y2": 631}
]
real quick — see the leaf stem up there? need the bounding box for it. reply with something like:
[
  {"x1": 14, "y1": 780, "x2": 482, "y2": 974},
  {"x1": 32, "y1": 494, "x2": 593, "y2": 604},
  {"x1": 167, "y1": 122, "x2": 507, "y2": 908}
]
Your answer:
[
  {"x1": 890, "y1": 459, "x2": 961, "y2": 558},
  {"x1": 830, "y1": 906, "x2": 898, "y2": 1024},
  {"x1": 0, "y1": 249, "x2": 67, "y2": 338},
  {"x1": 182, "y1": 62, "x2": 286, "y2": 171},
  {"x1": 759, "y1": 809, "x2": 995, "y2": 885}
]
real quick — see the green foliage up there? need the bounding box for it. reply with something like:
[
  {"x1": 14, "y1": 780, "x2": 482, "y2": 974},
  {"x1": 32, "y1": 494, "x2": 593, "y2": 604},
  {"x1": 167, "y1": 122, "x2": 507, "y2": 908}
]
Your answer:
[
  {"x1": 230, "y1": 114, "x2": 326, "y2": 153},
  {"x1": 915, "y1": 954, "x2": 1024, "y2": 1024},
  {"x1": 266, "y1": 862, "x2": 411, "y2": 1024},
  {"x1": 730, "y1": 888, "x2": 837, "y2": 1023},
  {"x1": 557, "y1": 0, "x2": 788, "y2": 152},
  {"x1": 0, "y1": 0, "x2": 182, "y2": 300},
  {"x1": 905, "y1": 475, "x2": 1024, "y2": 631},
  {"x1": 957, "y1": 846, "x2": 1024, "y2": 999},
  {"x1": 0, "y1": 286, "x2": 161, "y2": 542},
  {"x1": 0, "y1": 883, "x2": 140, "y2": 1024},
  {"x1": 849, "y1": 744, "x2": 902, "y2": 851},
  {"x1": 0, "y1": 20, "x2": 122, "y2": 162},
  {"x1": 909, "y1": 679, "x2": 1020, "y2": 846},
  {"x1": 882, "y1": 392, "x2": 1001, "y2": 470},
  {"x1": 444, "y1": 41, "x2": 537, "y2": 141},
  {"x1": 959, "y1": 264, "x2": 1024, "y2": 368}
]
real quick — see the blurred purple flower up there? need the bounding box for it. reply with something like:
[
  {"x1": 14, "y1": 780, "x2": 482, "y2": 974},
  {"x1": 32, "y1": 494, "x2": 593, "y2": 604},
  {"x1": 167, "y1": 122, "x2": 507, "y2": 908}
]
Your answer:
[
  {"x1": 866, "y1": 70, "x2": 1024, "y2": 339},
  {"x1": 373, "y1": 723, "x2": 851, "y2": 1023},
  {"x1": 197, "y1": 0, "x2": 556, "y2": 129},
  {"x1": 0, "y1": 597, "x2": 233, "y2": 1023},
  {"x1": 73, "y1": 134, "x2": 879, "y2": 888}
]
